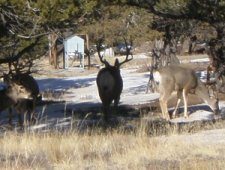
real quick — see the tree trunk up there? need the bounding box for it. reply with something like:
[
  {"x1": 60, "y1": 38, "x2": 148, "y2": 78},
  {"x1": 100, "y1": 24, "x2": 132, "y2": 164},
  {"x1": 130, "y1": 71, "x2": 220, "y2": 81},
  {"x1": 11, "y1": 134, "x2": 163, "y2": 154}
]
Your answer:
[
  {"x1": 49, "y1": 33, "x2": 59, "y2": 69},
  {"x1": 86, "y1": 34, "x2": 91, "y2": 69}
]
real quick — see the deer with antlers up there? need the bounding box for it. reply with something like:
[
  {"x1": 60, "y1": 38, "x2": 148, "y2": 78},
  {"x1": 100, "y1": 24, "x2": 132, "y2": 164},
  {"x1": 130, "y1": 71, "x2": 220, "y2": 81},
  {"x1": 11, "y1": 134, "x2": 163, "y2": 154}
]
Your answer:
[{"x1": 96, "y1": 38, "x2": 133, "y2": 121}]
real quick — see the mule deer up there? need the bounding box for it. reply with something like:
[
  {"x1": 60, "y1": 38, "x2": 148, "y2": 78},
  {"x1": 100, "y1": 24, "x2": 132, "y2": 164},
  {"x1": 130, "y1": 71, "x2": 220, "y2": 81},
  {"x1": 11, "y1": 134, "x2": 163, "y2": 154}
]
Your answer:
[
  {"x1": 0, "y1": 84, "x2": 35, "y2": 126},
  {"x1": 2, "y1": 72, "x2": 40, "y2": 125},
  {"x1": 153, "y1": 65, "x2": 219, "y2": 120},
  {"x1": 3, "y1": 72, "x2": 40, "y2": 100},
  {"x1": 96, "y1": 39, "x2": 133, "y2": 120},
  {"x1": 0, "y1": 85, "x2": 18, "y2": 113}
]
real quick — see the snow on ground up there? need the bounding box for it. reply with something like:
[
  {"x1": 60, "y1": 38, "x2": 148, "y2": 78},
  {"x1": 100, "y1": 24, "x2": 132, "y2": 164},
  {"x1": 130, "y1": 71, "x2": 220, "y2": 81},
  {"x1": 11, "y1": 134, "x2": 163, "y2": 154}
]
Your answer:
[
  {"x1": 158, "y1": 128, "x2": 225, "y2": 145},
  {"x1": 34, "y1": 66, "x2": 225, "y2": 125},
  {"x1": 0, "y1": 56, "x2": 225, "y2": 131},
  {"x1": 38, "y1": 69, "x2": 159, "y2": 108}
]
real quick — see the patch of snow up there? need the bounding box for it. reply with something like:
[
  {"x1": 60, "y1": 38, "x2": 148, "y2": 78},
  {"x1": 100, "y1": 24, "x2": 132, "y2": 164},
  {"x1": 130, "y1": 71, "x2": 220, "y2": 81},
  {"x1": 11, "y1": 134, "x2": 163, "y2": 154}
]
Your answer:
[
  {"x1": 1, "y1": 62, "x2": 225, "y2": 132},
  {"x1": 170, "y1": 110, "x2": 214, "y2": 123},
  {"x1": 190, "y1": 58, "x2": 209, "y2": 63},
  {"x1": 35, "y1": 67, "x2": 225, "y2": 124}
]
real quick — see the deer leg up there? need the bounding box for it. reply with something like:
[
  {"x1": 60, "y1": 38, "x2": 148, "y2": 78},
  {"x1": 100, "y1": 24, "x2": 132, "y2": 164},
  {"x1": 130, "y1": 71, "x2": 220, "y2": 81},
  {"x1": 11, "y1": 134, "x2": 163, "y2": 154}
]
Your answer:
[
  {"x1": 206, "y1": 66, "x2": 211, "y2": 84},
  {"x1": 102, "y1": 103, "x2": 109, "y2": 122},
  {"x1": 172, "y1": 90, "x2": 182, "y2": 118},
  {"x1": 24, "y1": 111, "x2": 30, "y2": 127},
  {"x1": 28, "y1": 110, "x2": 36, "y2": 126},
  {"x1": 30, "y1": 111, "x2": 36, "y2": 125},
  {"x1": 113, "y1": 97, "x2": 120, "y2": 114},
  {"x1": 18, "y1": 114, "x2": 23, "y2": 127},
  {"x1": 114, "y1": 97, "x2": 120, "y2": 108},
  {"x1": 30, "y1": 108, "x2": 37, "y2": 125},
  {"x1": 182, "y1": 89, "x2": 189, "y2": 118},
  {"x1": 27, "y1": 99, "x2": 36, "y2": 125},
  {"x1": 159, "y1": 86, "x2": 173, "y2": 120},
  {"x1": 159, "y1": 96, "x2": 169, "y2": 120},
  {"x1": 8, "y1": 107, "x2": 13, "y2": 125},
  {"x1": 27, "y1": 103, "x2": 33, "y2": 125}
]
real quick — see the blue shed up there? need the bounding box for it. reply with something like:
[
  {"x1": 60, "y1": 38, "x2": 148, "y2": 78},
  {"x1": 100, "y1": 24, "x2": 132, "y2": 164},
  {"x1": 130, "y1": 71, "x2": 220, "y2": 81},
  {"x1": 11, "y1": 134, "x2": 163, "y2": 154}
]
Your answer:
[{"x1": 64, "y1": 35, "x2": 85, "y2": 69}]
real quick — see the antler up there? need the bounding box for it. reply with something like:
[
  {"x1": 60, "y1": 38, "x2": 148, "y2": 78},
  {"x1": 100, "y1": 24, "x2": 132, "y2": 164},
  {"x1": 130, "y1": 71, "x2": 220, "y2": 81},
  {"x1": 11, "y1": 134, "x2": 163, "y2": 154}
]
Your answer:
[
  {"x1": 96, "y1": 39, "x2": 110, "y2": 67},
  {"x1": 118, "y1": 37, "x2": 133, "y2": 66}
]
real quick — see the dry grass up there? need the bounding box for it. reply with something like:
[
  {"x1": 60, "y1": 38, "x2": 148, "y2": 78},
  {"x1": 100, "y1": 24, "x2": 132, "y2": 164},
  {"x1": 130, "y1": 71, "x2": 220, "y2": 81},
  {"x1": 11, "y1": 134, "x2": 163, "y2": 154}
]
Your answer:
[
  {"x1": 0, "y1": 128, "x2": 225, "y2": 170},
  {"x1": 7, "y1": 54, "x2": 223, "y2": 169}
]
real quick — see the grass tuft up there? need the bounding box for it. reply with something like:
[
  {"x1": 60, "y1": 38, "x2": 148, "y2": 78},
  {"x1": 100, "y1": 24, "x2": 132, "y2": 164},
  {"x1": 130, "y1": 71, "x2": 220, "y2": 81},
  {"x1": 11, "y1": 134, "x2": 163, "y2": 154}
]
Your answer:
[{"x1": 0, "y1": 126, "x2": 225, "y2": 169}]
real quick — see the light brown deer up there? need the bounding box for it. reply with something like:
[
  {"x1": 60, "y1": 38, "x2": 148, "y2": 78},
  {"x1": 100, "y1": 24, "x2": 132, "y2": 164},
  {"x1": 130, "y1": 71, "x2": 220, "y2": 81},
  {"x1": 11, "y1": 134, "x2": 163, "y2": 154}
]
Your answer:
[
  {"x1": 96, "y1": 39, "x2": 133, "y2": 121},
  {"x1": 153, "y1": 65, "x2": 219, "y2": 120}
]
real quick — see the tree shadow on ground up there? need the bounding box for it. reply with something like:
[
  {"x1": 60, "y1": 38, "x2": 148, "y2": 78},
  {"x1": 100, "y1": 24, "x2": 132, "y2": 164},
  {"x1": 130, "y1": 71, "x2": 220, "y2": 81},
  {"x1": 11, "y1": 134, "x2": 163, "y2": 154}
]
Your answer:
[
  {"x1": 37, "y1": 77, "x2": 96, "y2": 91},
  {"x1": 0, "y1": 99, "x2": 224, "y2": 135}
]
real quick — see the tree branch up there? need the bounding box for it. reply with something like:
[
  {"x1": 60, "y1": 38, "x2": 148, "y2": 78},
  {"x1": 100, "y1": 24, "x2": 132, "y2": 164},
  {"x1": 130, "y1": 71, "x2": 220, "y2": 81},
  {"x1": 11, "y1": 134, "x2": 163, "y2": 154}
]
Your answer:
[{"x1": 0, "y1": 38, "x2": 40, "y2": 64}]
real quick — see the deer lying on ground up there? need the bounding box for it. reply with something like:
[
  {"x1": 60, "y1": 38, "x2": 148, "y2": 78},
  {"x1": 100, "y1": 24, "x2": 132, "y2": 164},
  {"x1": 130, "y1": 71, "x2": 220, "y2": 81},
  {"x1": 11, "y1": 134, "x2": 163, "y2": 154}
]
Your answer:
[
  {"x1": 2, "y1": 72, "x2": 40, "y2": 126},
  {"x1": 153, "y1": 65, "x2": 219, "y2": 120},
  {"x1": 96, "y1": 39, "x2": 133, "y2": 121}
]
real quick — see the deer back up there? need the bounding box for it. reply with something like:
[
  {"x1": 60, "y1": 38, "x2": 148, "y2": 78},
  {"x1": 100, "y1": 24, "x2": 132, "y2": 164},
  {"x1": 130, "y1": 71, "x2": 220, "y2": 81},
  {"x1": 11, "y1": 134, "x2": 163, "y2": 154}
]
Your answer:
[
  {"x1": 96, "y1": 59, "x2": 123, "y2": 104},
  {"x1": 154, "y1": 65, "x2": 198, "y2": 93}
]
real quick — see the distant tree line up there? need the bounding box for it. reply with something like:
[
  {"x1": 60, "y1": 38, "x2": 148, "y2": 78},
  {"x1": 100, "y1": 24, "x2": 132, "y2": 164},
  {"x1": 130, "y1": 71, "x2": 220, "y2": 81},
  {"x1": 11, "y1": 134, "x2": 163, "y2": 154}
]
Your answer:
[{"x1": 1, "y1": 0, "x2": 224, "y2": 81}]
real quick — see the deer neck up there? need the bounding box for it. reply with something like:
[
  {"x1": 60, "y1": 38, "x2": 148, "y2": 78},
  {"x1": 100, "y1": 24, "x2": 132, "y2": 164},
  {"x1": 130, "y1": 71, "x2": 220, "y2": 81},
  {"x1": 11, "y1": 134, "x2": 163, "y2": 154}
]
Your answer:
[{"x1": 195, "y1": 80, "x2": 218, "y2": 111}]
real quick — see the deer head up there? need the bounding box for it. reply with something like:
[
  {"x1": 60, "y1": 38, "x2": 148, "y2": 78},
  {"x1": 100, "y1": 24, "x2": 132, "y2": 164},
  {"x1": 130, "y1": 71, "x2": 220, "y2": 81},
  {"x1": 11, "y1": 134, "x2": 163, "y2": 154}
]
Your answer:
[
  {"x1": 96, "y1": 38, "x2": 133, "y2": 121},
  {"x1": 3, "y1": 71, "x2": 40, "y2": 101}
]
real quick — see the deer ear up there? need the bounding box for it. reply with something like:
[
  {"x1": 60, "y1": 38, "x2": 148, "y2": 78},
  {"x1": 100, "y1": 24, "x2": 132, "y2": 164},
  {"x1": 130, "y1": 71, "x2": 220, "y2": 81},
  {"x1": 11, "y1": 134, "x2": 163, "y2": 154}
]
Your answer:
[{"x1": 115, "y1": 58, "x2": 120, "y2": 67}]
